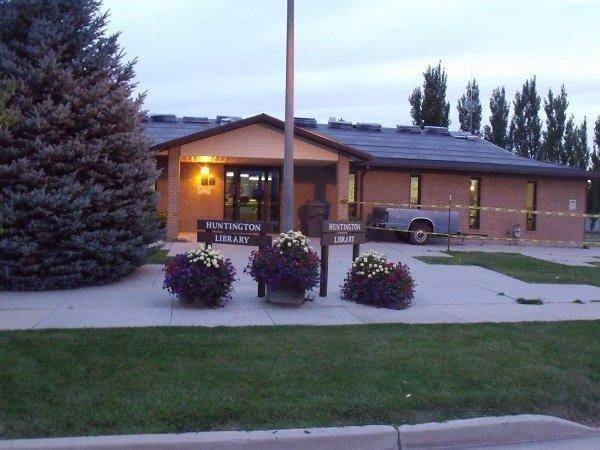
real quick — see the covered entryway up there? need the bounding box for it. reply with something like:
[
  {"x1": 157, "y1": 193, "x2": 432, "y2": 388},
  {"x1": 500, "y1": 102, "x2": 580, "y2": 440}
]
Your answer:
[
  {"x1": 224, "y1": 167, "x2": 281, "y2": 229},
  {"x1": 152, "y1": 114, "x2": 371, "y2": 240}
]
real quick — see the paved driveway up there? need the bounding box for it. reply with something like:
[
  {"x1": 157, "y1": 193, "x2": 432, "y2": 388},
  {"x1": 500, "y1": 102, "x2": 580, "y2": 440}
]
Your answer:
[{"x1": 1, "y1": 241, "x2": 600, "y2": 330}]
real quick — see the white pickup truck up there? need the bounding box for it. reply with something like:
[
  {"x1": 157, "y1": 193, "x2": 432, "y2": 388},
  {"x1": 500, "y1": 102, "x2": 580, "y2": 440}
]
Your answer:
[{"x1": 370, "y1": 206, "x2": 460, "y2": 245}]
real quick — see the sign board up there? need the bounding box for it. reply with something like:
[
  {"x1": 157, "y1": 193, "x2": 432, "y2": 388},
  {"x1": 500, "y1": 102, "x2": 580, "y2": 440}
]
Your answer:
[
  {"x1": 197, "y1": 231, "x2": 271, "y2": 247},
  {"x1": 568, "y1": 199, "x2": 576, "y2": 211},
  {"x1": 319, "y1": 221, "x2": 365, "y2": 297},
  {"x1": 321, "y1": 232, "x2": 366, "y2": 246},
  {"x1": 196, "y1": 219, "x2": 272, "y2": 297},
  {"x1": 197, "y1": 220, "x2": 268, "y2": 234},
  {"x1": 323, "y1": 221, "x2": 363, "y2": 234}
]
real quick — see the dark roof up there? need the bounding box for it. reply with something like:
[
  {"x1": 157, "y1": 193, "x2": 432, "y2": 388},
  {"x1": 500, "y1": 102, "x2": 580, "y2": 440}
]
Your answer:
[
  {"x1": 142, "y1": 113, "x2": 596, "y2": 179},
  {"x1": 143, "y1": 113, "x2": 370, "y2": 160},
  {"x1": 311, "y1": 124, "x2": 595, "y2": 178}
]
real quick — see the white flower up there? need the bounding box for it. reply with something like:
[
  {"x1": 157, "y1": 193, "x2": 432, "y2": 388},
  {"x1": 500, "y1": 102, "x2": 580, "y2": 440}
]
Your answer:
[{"x1": 367, "y1": 274, "x2": 372, "y2": 278}]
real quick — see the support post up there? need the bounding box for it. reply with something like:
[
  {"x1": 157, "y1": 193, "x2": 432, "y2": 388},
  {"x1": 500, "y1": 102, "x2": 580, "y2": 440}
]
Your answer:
[
  {"x1": 319, "y1": 243, "x2": 328, "y2": 297},
  {"x1": 447, "y1": 194, "x2": 452, "y2": 252},
  {"x1": 352, "y1": 243, "x2": 360, "y2": 261},
  {"x1": 257, "y1": 226, "x2": 267, "y2": 298},
  {"x1": 166, "y1": 146, "x2": 181, "y2": 241},
  {"x1": 336, "y1": 156, "x2": 350, "y2": 221},
  {"x1": 282, "y1": 0, "x2": 295, "y2": 231}
]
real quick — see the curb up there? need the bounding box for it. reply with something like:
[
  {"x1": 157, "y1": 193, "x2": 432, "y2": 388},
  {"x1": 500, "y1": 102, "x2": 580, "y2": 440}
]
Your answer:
[
  {"x1": 1, "y1": 415, "x2": 598, "y2": 450},
  {"x1": 0, "y1": 425, "x2": 398, "y2": 450},
  {"x1": 399, "y1": 414, "x2": 600, "y2": 449}
]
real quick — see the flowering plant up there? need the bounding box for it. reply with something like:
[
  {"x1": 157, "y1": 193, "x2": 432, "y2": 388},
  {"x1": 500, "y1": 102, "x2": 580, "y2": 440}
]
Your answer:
[
  {"x1": 163, "y1": 246, "x2": 236, "y2": 307},
  {"x1": 246, "y1": 230, "x2": 320, "y2": 292},
  {"x1": 341, "y1": 250, "x2": 414, "y2": 309}
]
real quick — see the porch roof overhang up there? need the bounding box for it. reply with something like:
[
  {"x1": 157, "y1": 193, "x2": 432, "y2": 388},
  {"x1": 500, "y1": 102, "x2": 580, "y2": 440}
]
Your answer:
[{"x1": 149, "y1": 113, "x2": 372, "y2": 161}]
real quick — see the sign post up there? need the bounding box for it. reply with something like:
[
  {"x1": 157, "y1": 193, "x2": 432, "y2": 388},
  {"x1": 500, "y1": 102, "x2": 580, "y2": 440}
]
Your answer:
[
  {"x1": 197, "y1": 220, "x2": 272, "y2": 297},
  {"x1": 319, "y1": 221, "x2": 365, "y2": 297}
]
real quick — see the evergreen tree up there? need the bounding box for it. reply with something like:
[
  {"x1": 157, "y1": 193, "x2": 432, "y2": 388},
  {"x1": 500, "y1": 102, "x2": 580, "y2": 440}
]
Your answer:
[
  {"x1": 0, "y1": 78, "x2": 11, "y2": 129},
  {"x1": 409, "y1": 62, "x2": 450, "y2": 127},
  {"x1": 457, "y1": 79, "x2": 482, "y2": 135},
  {"x1": 483, "y1": 86, "x2": 510, "y2": 148},
  {"x1": 542, "y1": 86, "x2": 568, "y2": 162},
  {"x1": 0, "y1": 0, "x2": 159, "y2": 290},
  {"x1": 588, "y1": 116, "x2": 600, "y2": 213},
  {"x1": 509, "y1": 76, "x2": 542, "y2": 158}
]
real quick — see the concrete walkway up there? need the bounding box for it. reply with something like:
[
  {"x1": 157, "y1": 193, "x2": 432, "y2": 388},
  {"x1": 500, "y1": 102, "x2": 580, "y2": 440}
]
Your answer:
[
  {"x1": 1, "y1": 242, "x2": 600, "y2": 330},
  {"x1": 1, "y1": 415, "x2": 598, "y2": 449}
]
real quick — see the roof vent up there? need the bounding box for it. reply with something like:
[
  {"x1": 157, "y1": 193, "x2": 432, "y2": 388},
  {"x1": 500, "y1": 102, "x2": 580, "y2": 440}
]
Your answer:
[
  {"x1": 182, "y1": 116, "x2": 210, "y2": 124},
  {"x1": 397, "y1": 125, "x2": 422, "y2": 134},
  {"x1": 217, "y1": 115, "x2": 241, "y2": 124},
  {"x1": 294, "y1": 117, "x2": 318, "y2": 128},
  {"x1": 357, "y1": 122, "x2": 382, "y2": 132},
  {"x1": 452, "y1": 131, "x2": 478, "y2": 140},
  {"x1": 328, "y1": 117, "x2": 354, "y2": 130},
  {"x1": 150, "y1": 114, "x2": 178, "y2": 123},
  {"x1": 424, "y1": 126, "x2": 450, "y2": 136}
]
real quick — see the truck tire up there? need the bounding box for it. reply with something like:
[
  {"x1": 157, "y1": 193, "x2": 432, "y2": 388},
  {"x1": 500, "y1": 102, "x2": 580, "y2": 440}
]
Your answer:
[{"x1": 409, "y1": 222, "x2": 432, "y2": 245}]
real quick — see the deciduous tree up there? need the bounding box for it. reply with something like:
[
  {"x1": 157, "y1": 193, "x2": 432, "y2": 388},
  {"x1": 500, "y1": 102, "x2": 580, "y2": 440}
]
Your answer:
[
  {"x1": 509, "y1": 77, "x2": 542, "y2": 158},
  {"x1": 588, "y1": 116, "x2": 600, "y2": 213},
  {"x1": 483, "y1": 86, "x2": 510, "y2": 148},
  {"x1": 409, "y1": 62, "x2": 450, "y2": 127},
  {"x1": 457, "y1": 79, "x2": 482, "y2": 135},
  {"x1": 542, "y1": 86, "x2": 568, "y2": 162},
  {"x1": 562, "y1": 117, "x2": 589, "y2": 169}
]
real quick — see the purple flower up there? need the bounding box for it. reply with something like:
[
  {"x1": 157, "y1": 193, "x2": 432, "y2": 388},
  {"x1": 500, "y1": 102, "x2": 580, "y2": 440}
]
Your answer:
[{"x1": 163, "y1": 248, "x2": 236, "y2": 307}]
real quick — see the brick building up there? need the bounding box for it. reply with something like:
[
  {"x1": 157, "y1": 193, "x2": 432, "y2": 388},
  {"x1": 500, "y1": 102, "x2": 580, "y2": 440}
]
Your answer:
[{"x1": 143, "y1": 113, "x2": 595, "y2": 245}]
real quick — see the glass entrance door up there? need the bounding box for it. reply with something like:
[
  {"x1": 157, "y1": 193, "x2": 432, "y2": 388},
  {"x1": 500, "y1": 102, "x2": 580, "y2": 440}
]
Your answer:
[{"x1": 224, "y1": 167, "x2": 280, "y2": 230}]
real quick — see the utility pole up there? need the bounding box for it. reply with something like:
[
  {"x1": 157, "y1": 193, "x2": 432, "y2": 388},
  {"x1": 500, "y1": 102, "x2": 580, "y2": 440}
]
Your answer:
[{"x1": 282, "y1": 0, "x2": 294, "y2": 231}]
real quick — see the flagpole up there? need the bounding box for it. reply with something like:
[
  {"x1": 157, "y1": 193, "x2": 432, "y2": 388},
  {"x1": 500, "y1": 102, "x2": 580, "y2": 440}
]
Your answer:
[{"x1": 282, "y1": 0, "x2": 294, "y2": 231}]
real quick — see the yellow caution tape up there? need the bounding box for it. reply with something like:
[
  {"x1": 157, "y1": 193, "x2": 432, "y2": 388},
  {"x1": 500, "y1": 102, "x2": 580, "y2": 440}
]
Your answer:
[{"x1": 345, "y1": 200, "x2": 600, "y2": 219}]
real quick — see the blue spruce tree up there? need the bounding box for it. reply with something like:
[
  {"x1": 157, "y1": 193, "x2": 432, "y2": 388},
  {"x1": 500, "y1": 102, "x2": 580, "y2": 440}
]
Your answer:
[{"x1": 0, "y1": 0, "x2": 159, "y2": 290}]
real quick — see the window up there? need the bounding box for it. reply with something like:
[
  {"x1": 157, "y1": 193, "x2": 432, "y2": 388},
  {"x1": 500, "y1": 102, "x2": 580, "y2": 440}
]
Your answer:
[
  {"x1": 348, "y1": 173, "x2": 357, "y2": 219},
  {"x1": 526, "y1": 181, "x2": 537, "y2": 231},
  {"x1": 469, "y1": 178, "x2": 481, "y2": 229},
  {"x1": 409, "y1": 175, "x2": 421, "y2": 208}
]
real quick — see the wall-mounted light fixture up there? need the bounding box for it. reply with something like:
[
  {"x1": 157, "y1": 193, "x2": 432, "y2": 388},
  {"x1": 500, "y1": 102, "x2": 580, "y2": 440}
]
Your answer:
[{"x1": 198, "y1": 165, "x2": 216, "y2": 193}]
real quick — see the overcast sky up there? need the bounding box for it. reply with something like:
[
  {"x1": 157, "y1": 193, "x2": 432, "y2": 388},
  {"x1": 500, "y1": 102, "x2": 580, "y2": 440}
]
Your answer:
[{"x1": 102, "y1": 0, "x2": 600, "y2": 133}]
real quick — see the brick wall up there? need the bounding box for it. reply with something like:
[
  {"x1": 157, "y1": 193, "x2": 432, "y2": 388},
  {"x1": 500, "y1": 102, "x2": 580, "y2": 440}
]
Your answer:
[
  {"x1": 179, "y1": 162, "x2": 225, "y2": 232},
  {"x1": 156, "y1": 156, "x2": 168, "y2": 214},
  {"x1": 360, "y1": 169, "x2": 587, "y2": 244},
  {"x1": 293, "y1": 166, "x2": 337, "y2": 229},
  {"x1": 156, "y1": 157, "x2": 339, "y2": 234}
]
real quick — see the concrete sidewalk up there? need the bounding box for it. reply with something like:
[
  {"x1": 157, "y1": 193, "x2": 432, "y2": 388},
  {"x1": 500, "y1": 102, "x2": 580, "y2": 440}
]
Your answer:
[
  {"x1": 1, "y1": 415, "x2": 598, "y2": 449},
  {"x1": 1, "y1": 242, "x2": 600, "y2": 330}
]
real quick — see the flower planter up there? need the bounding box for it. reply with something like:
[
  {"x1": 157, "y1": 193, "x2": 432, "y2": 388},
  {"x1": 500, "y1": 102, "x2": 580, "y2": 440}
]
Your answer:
[
  {"x1": 246, "y1": 231, "x2": 320, "y2": 306},
  {"x1": 179, "y1": 294, "x2": 223, "y2": 307},
  {"x1": 163, "y1": 247, "x2": 236, "y2": 308},
  {"x1": 341, "y1": 250, "x2": 415, "y2": 310},
  {"x1": 266, "y1": 286, "x2": 305, "y2": 306}
]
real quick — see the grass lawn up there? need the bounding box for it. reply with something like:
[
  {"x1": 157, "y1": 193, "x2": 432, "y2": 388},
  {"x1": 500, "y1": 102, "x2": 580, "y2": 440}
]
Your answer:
[
  {"x1": 146, "y1": 248, "x2": 169, "y2": 265},
  {"x1": 1, "y1": 322, "x2": 599, "y2": 439},
  {"x1": 416, "y1": 251, "x2": 600, "y2": 287}
]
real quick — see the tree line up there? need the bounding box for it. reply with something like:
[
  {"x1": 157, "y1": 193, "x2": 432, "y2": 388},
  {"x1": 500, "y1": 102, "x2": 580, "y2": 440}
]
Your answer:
[{"x1": 408, "y1": 62, "x2": 600, "y2": 212}]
